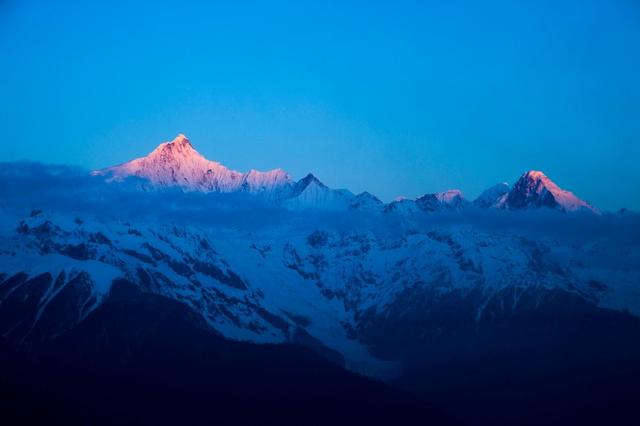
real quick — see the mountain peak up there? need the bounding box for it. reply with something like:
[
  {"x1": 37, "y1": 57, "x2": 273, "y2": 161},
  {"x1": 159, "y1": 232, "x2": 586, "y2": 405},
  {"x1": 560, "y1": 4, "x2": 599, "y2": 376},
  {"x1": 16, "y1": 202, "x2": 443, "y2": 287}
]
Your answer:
[
  {"x1": 435, "y1": 189, "x2": 465, "y2": 203},
  {"x1": 416, "y1": 189, "x2": 468, "y2": 212},
  {"x1": 298, "y1": 173, "x2": 325, "y2": 188},
  {"x1": 474, "y1": 182, "x2": 510, "y2": 208},
  {"x1": 500, "y1": 170, "x2": 598, "y2": 213},
  {"x1": 350, "y1": 191, "x2": 383, "y2": 211},
  {"x1": 151, "y1": 133, "x2": 198, "y2": 158},
  {"x1": 523, "y1": 170, "x2": 547, "y2": 180},
  {"x1": 171, "y1": 133, "x2": 190, "y2": 145},
  {"x1": 171, "y1": 133, "x2": 194, "y2": 149},
  {"x1": 93, "y1": 135, "x2": 601, "y2": 214},
  {"x1": 95, "y1": 135, "x2": 293, "y2": 193}
]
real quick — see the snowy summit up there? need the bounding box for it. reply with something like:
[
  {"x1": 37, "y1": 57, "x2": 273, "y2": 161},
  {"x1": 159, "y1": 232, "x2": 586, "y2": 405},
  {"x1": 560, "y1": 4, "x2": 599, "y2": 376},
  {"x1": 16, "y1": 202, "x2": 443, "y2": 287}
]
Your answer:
[
  {"x1": 94, "y1": 134, "x2": 293, "y2": 194},
  {"x1": 495, "y1": 170, "x2": 599, "y2": 213},
  {"x1": 94, "y1": 134, "x2": 599, "y2": 214}
]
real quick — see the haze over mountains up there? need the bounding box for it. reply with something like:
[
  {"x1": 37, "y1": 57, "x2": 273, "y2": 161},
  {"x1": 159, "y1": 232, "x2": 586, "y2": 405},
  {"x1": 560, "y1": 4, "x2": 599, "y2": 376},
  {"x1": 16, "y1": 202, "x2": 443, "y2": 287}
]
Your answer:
[{"x1": 1, "y1": 134, "x2": 637, "y2": 424}]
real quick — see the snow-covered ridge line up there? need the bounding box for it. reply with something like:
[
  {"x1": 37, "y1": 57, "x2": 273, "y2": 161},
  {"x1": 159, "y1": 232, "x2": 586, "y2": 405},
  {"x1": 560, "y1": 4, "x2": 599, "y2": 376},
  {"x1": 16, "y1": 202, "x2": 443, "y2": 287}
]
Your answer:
[
  {"x1": 93, "y1": 134, "x2": 293, "y2": 194},
  {"x1": 496, "y1": 170, "x2": 599, "y2": 214},
  {"x1": 93, "y1": 134, "x2": 599, "y2": 213}
]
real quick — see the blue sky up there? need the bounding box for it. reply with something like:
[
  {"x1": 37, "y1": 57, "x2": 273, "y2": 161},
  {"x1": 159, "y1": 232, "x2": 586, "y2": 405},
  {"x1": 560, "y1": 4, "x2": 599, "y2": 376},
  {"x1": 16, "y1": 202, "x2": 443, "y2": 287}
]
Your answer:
[{"x1": 1, "y1": 0, "x2": 639, "y2": 210}]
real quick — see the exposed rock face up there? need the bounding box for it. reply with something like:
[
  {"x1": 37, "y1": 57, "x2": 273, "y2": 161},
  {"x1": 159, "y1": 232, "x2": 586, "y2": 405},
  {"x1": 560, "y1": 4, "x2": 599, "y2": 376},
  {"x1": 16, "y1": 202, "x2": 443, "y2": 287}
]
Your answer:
[{"x1": 497, "y1": 170, "x2": 598, "y2": 213}]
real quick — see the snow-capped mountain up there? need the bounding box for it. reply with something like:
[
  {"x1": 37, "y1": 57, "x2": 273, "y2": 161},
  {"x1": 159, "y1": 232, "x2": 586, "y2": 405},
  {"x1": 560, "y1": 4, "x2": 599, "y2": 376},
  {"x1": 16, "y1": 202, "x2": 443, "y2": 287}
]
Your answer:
[
  {"x1": 383, "y1": 191, "x2": 469, "y2": 217},
  {"x1": 416, "y1": 190, "x2": 469, "y2": 212},
  {"x1": 94, "y1": 135, "x2": 600, "y2": 217},
  {"x1": 94, "y1": 134, "x2": 293, "y2": 194},
  {"x1": 474, "y1": 182, "x2": 510, "y2": 208},
  {"x1": 496, "y1": 170, "x2": 598, "y2": 213},
  {"x1": 95, "y1": 135, "x2": 356, "y2": 208},
  {"x1": 383, "y1": 197, "x2": 422, "y2": 216},
  {"x1": 2, "y1": 203, "x2": 637, "y2": 375},
  {"x1": 284, "y1": 173, "x2": 354, "y2": 210},
  {"x1": 1, "y1": 138, "x2": 638, "y2": 424},
  {"x1": 349, "y1": 192, "x2": 384, "y2": 211}
]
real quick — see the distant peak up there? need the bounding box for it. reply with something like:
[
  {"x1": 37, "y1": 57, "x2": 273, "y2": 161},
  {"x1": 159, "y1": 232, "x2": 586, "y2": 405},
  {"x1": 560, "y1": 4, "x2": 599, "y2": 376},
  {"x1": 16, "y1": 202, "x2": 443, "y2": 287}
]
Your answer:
[
  {"x1": 523, "y1": 170, "x2": 547, "y2": 180},
  {"x1": 416, "y1": 189, "x2": 464, "y2": 203},
  {"x1": 355, "y1": 191, "x2": 382, "y2": 203},
  {"x1": 357, "y1": 191, "x2": 378, "y2": 199},
  {"x1": 504, "y1": 170, "x2": 598, "y2": 213},
  {"x1": 436, "y1": 189, "x2": 464, "y2": 202},
  {"x1": 165, "y1": 133, "x2": 193, "y2": 149},
  {"x1": 516, "y1": 170, "x2": 561, "y2": 193},
  {"x1": 247, "y1": 168, "x2": 288, "y2": 177},
  {"x1": 415, "y1": 189, "x2": 468, "y2": 212},
  {"x1": 474, "y1": 182, "x2": 510, "y2": 208},
  {"x1": 94, "y1": 134, "x2": 294, "y2": 193},
  {"x1": 299, "y1": 173, "x2": 324, "y2": 186},
  {"x1": 172, "y1": 133, "x2": 190, "y2": 144},
  {"x1": 303, "y1": 173, "x2": 317, "y2": 180},
  {"x1": 145, "y1": 134, "x2": 201, "y2": 161}
]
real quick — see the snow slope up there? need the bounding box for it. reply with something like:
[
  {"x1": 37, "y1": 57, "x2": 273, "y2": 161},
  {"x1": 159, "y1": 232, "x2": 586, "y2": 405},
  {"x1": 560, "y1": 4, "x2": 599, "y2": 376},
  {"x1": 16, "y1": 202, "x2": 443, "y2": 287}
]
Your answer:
[
  {"x1": 1, "y1": 136, "x2": 626, "y2": 381},
  {"x1": 497, "y1": 170, "x2": 599, "y2": 213},
  {"x1": 1, "y1": 203, "x2": 636, "y2": 377},
  {"x1": 94, "y1": 134, "x2": 293, "y2": 194},
  {"x1": 94, "y1": 136, "x2": 599, "y2": 216}
]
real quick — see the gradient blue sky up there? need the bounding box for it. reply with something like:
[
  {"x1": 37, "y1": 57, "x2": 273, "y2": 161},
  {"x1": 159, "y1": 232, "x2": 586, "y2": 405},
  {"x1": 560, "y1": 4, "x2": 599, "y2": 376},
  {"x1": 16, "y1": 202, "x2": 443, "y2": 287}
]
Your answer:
[{"x1": 1, "y1": 0, "x2": 639, "y2": 210}]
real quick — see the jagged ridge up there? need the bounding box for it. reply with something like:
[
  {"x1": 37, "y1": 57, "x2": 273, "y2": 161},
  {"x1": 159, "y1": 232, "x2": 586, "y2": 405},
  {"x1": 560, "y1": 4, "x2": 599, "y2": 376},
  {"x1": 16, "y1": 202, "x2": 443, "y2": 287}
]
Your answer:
[{"x1": 94, "y1": 135, "x2": 599, "y2": 214}]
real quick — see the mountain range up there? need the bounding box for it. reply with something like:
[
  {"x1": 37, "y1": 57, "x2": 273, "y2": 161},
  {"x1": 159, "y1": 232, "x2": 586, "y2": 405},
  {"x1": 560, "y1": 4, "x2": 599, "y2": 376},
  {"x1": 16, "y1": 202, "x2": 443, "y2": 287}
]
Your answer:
[
  {"x1": 95, "y1": 134, "x2": 599, "y2": 213},
  {"x1": 1, "y1": 134, "x2": 637, "y2": 425}
]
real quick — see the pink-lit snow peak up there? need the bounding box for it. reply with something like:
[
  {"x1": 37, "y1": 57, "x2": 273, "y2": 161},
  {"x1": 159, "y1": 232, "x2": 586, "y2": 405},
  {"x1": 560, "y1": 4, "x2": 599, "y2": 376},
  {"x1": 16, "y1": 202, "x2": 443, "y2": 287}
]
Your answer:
[
  {"x1": 435, "y1": 189, "x2": 465, "y2": 204},
  {"x1": 498, "y1": 170, "x2": 599, "y2": 213},
  {"x1": 94, "y1": 134, "x2": 293, "y2": 193},
  {"x1": 93, "y1": 135, "x2": 600, "y2": 214}
]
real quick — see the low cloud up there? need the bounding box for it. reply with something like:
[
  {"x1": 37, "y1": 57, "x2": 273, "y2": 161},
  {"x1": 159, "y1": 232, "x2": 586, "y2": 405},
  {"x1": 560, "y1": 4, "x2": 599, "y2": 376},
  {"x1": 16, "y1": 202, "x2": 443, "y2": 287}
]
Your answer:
[
  {"x1": 1, "y1": 162, "x2": 638, "y2": 252},
  {"x1": 0, "y1": 162, "x2": 288, "y2": 229}
]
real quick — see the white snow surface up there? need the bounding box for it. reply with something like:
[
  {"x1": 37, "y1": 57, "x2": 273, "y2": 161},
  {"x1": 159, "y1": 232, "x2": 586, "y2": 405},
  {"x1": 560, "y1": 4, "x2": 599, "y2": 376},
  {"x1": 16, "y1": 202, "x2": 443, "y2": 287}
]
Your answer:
[
  {"x1": 93, "y1": 136, "x2": 599, "y2": 216},
  {"x1": 94, "y1": 134, "x2": 293, "y2": 194},
  {"x1": 0, "y1": 136, "x2": 629, "y2": 380},
  {"x1": 1, "y1": 203, "x2": 637, "y2": 378}
]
